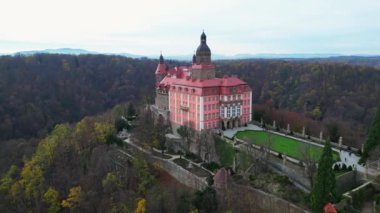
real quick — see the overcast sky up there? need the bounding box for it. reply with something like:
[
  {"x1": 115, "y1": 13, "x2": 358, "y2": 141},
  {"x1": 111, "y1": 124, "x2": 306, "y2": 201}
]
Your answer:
[{"x1": 1, "y1": 0, "x2": 380, "y2": 55}]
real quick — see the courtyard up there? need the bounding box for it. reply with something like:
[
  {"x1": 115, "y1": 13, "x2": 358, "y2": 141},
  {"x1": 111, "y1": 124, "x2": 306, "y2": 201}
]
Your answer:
[{"x1": 235, "y1": 130, "x2": 340, "y2": 161}]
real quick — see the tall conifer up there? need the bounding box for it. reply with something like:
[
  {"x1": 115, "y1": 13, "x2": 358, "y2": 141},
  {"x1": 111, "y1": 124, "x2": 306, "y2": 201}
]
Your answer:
[{"x1": 310, "y1": 140, "x2": 336, "y2": 212}]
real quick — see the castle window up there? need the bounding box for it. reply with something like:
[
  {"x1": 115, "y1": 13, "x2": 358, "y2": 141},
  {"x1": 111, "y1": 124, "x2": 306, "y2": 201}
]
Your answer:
[{"x1": 192, "y1": 89, "x2": 195, "y2": 93}]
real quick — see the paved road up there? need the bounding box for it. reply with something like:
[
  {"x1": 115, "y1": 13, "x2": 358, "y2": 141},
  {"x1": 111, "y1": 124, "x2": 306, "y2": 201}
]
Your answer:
[{"x1": 223, "y1": 124, "x2": 263, "y2": 138}]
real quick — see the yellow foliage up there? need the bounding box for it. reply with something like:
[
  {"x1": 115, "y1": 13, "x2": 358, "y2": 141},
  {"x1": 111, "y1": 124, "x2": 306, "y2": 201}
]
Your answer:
[
  {"x1": 311, "y1": 106, "x2": 322, "y2": 119},
  {"x1": 135, "y1": 198, "x2": 146, "y2": 213},
  {"x1": 61, "y1": 186, "x2": 82, "y2": 208},
  {"x1": 0, "y1": 165, "x2": 17, "y2": 194},
  {"x1": 20, "y1": 161, "x2": 44, "y2": 199},
  {"x1": 152, "y1": 162, "x2": 161, "y2": 170},
  {"x1": 94, "y1": 122, "x2": 113, "y2": 143},
  {"x1": 102, "y1": 172, "x2": 121, "y2": 189},
  {"x1": 43, "y1": 187, "x2": 59, "y2": 204},
  {"x1": 44, "y1": 187, "x2": 61, "y2": 213},
  {"x1": 10, "y1": 181, "x2": 23, "y2": 199},
  {"x1": 32, "y1": 124, "x2": 70, "y2": 168}
]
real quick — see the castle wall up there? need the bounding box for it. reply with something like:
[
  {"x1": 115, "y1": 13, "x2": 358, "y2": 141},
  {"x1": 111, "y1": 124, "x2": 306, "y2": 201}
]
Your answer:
[
  {"x1": 191, "y1": 68, "x2": 215, "y2": 80},
  {"x1": 155, "y1": 90, "x2": 169, "y2": 110}
]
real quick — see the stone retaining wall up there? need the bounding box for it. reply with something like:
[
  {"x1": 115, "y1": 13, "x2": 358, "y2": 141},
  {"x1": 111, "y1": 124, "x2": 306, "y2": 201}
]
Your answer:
[
  {"x1": 335, "y1": 171, "x2": 361, "y2": 195},
  {"x1": 150, "y1": 156, "x2": 208, "y2": 191},
  {"x1": 225, "y1": 183, "x2": 308, "y2": 213}
]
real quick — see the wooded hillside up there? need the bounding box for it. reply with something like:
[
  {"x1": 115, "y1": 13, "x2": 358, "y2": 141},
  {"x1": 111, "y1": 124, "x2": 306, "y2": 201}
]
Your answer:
[
  {"x1": 0, "y1": 54, "x2": 156, "y2": 141},
  {"x1": 0, "y1": 54, "x2": 379, "y2": 147},
  {"x1": 215, "y1": 59, "x2": 380, "y2": 146}
]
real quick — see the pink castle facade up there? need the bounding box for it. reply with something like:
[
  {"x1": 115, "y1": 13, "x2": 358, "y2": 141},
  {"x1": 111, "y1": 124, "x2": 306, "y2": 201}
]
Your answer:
[{"x1": 154, "y1": 32, "x2": 252, "y2": 131}]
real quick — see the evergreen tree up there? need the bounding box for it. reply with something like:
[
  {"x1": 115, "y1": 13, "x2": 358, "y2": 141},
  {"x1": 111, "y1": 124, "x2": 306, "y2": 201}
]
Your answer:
[
  {"x1": 127, "y1": 103, "x2": 136, "y2": 120},
  {"x1": 360, "y1": 107, "x2": 380, "y2": 164},
  {"x1": 310, "y1": 140, "x2": 336, "y2": 212}
]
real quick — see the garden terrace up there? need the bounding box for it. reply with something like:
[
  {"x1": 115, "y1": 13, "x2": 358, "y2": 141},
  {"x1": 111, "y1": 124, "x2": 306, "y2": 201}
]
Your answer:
[{"x1": 235, "y1": 130, "x2": 340, "y2": 161}]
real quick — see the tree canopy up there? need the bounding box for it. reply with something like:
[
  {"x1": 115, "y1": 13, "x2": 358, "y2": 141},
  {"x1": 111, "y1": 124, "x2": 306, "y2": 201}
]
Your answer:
[{"x1": 360, "y1": 106, "x2": 380, "y2": 164}]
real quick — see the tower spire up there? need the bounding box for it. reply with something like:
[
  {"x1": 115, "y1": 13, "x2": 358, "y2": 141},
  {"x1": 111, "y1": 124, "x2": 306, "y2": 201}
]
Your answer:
[
  {"x1": 159, "y1": 51, "x2": 164, "y2": 64},
  {"x1": 201, "y1": 31, "x2": 206, "y2": 44}
]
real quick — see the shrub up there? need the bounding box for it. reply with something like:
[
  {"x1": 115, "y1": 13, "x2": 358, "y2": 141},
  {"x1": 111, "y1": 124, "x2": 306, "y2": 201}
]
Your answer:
[
  {"x1": 274, "y1": 175, "x2": 291, "y2": 185},
  {"x1": 185, "y1": 152, "x2": 203, "y2": 163},
  {"x1": 277, "y1": 152, "x2": 283, "y2": 159},
  {"x1": 333, "y1": 164, "x2": 340, "y2": 171},
  {"x1": 342, "y1": 164, "x2": 347, "y2": 170},
  {"x1": 374, "y1": 194, "x2": 380, "y2": 205},
  {"x1": 202, "y1": 162, "x2": 221, "y2": 172},
  {"x1": 357, "y1": 149, "x2": 362, "y2": 156}
]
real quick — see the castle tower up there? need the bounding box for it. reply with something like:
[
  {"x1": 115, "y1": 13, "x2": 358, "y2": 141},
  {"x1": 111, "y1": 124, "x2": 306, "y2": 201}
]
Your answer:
[
  {"x1": 191, "y1": 31, "x2": 215, "y2": 80},
  {"x1": 155, "y1": 53, "x2": 167, "y2": 83},
  {"x1": 195, "y1": 31, "x2": 211, "y2": 64}
]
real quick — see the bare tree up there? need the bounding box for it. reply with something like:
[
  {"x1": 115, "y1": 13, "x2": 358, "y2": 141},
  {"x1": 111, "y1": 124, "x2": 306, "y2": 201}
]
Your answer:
[
  {"x1": 299, "y1": 142, "x2": 317, "y2": 185},
  {"x1": 260, "y1": 130, "x2": 273, "y2": 169},
  {"x1": 199, "y1": 130, "x2": 218, "y2": 163},
  {"x1": 177, "y1": 123, "x2": 195, "y2": 153}
]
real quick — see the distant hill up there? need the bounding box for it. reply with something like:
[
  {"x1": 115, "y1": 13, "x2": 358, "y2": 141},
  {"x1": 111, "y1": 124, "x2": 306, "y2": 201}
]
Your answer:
[
  {"x1": 15, "y1": 48, "x2": 97, "y2": 56},
  {"x1": 152, "y1": 53, "x2": 346, "y2": 61},
  {"x1": 8, "y1": 48, "x2": 380, "y2": 67}
]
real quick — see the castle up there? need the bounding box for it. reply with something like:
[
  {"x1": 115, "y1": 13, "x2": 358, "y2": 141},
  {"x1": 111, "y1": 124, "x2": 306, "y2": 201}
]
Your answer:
[{"x1": 154, "y1": 32, "x2": 252, "y2": 131}]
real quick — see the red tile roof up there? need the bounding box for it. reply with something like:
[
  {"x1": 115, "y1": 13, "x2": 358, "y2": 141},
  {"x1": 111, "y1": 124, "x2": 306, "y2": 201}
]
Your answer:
[
  {"x1": 155, "y1": 63, "x2": 167, "y2": 75},
  {"x1": 159, "y1": 75, "x2": 248, "y2": 88}
]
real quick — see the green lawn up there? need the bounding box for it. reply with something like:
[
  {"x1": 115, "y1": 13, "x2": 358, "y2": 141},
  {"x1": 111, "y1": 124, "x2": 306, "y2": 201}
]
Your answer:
[
  {"x1": 214, "y1": 136, "x2": 236, "y2": 167},
  {"x1": 235, "y1": 130, "x2": 339, "y2": 161}
]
